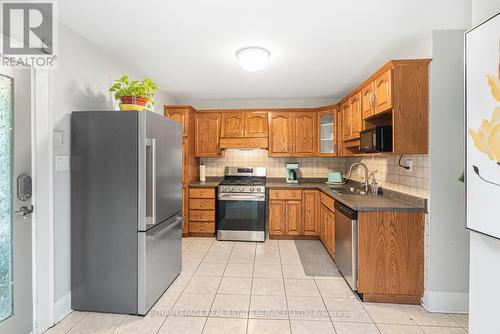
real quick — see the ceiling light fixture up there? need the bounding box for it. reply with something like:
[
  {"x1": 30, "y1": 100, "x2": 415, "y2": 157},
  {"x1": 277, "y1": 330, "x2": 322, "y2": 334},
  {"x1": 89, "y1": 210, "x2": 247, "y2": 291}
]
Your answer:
[{"x1": 237, "y1": 47, "x2": 271, "y2": 72}]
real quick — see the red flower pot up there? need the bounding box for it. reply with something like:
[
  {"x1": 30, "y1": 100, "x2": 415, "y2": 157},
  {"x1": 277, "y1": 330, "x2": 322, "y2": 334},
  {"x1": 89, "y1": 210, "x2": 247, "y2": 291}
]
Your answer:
[{"x1": 120, "y1": 96, "x2": 147, "y2": 106}]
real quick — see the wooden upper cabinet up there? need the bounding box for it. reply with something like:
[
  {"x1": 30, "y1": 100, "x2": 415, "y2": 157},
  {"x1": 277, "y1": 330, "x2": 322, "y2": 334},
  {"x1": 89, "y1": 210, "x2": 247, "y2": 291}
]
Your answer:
[
  {"x1": 245, "y1": 112, "x2": 268, "y2": 137},
  {"x1": 374, "y1": 69, "x2": 393, "y2": 114},
  {"x1": 318, "y1": 107, "x2": 337, "y2": 156},
  {"x1": 293, "y1": 112, "x2": 316, "y2": 156},
  {"x1": 349, "y1": 92, "x2": 362, "y2": 138},
  {"x1": 361, "y1": 82, "x2": 375, "y2": 119},
  {"x1": 268, "y1": 112, "x2": 293, "y2": 156},
  {"x1": 221, "y1": 112, "x2": 245, "y2": 138},
  {"x1": 341, "y1": 101, "x2": 351, "y2": 141},
  {"x1": 195, "y1": 113, "x2": 222, "y2": 157},
  {"x1": 165, "y1": 106, "x2": 190, "y2": 136}
]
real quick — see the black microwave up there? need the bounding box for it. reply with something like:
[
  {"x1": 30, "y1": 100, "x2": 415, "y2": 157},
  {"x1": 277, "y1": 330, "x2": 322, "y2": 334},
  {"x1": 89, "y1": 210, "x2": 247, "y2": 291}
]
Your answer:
[{"x1": 359, "y1": 126, "x2": 392, "y2": 153}]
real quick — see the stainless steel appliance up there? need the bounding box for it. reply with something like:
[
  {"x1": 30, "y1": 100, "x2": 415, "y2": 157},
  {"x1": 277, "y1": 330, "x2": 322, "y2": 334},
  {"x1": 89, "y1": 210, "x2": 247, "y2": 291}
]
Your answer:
[
  {"x1": 71, "y1": 111, "x2": 182, "y2": 315},
  {"x1": 217, "y1": 167, "x2": 266, "y2": 242},
  {"x1": 359, "y1": 126, "x2": 392, "y2": 153},
  {"x1": 286, "y1": 163, "x2": 299, "y2": 184},
  {"x1": 334, "y1": 201, "x2": 358, "y2": 290}
]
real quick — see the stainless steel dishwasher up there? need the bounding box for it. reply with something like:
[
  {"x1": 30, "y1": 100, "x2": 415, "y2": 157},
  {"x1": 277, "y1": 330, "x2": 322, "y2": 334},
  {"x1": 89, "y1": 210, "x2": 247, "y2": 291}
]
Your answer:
[{"x1": 334, "y1": 201, "x2": 358, "y2": 291}]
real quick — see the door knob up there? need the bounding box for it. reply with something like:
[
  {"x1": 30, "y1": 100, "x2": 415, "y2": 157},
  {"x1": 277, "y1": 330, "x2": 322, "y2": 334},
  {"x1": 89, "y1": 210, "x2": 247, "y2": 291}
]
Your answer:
[{"x1": 14, "y1": 205, "x2": 33, "y2": 218}]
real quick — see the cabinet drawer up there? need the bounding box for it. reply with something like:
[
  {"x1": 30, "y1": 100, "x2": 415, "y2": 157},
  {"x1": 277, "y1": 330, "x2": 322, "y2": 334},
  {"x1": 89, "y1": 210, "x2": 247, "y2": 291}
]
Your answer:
[
  {"x1": 189, "y1": 210, "x2": 215, "y2": 222},
  {"x1": 189, "y1": 198, "x2": 215, "y2": 210},
  {"x1": 320, "y1": 192, "x2": 335, "y2": 211},
  {"x1": 189, "y1": 188, "x2": 215, "y2": 199},
  {"x1": 269, "y1": 189, "x2": 302, "y2": 200},
  {"x1": 189, "y1": 222, "x2": 215, "y2": 234}
]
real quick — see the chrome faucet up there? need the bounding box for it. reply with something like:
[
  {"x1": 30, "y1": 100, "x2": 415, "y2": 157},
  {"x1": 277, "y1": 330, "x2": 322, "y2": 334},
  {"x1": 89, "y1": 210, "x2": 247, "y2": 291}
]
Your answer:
[{"x1": 346, "y1": 162, "x2": 369, "y2": 192}]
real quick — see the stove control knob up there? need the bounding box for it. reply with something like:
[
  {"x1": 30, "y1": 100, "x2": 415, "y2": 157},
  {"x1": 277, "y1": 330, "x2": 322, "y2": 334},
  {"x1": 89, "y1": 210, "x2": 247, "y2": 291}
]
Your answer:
[
  {"x1": 229, "y1": 187, "x2": 235, "y2": 192},
  {"x1": 239, "y1": 187, "x2": 245, "y2": 192},
  {"x1": 250, "y1": 187, "x2": 255, "y2": 192},
  {"x1": 256, "y1": 187, "x2": 261, "y2": 192}
]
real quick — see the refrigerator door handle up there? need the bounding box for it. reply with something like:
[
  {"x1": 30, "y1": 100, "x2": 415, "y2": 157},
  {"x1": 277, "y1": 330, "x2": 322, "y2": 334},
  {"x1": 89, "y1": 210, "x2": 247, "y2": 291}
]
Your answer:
[
  {"x1": 146, "y1": 138, "x2": 157, "y2": 225},
  {"x1": 147, "y1": 216, "x2": 182, "y2": 241}
]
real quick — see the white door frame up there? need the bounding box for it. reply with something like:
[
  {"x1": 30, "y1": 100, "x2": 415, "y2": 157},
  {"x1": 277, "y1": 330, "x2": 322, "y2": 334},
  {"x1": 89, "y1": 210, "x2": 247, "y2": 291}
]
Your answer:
[{"x1": 31, "y1": 68, "x2": 54, "y2": 334}]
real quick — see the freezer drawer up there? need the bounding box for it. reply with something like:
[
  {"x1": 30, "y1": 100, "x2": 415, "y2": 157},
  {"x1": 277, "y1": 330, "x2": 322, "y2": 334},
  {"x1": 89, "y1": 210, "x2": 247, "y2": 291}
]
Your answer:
[{"x1": 138, "y1": 215, "x2": 182, "y2": 315}]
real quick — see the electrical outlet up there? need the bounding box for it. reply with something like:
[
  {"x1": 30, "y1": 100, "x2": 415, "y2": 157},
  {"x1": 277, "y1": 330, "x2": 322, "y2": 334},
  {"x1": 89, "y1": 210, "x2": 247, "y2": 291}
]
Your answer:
[{"x1": 407, "y1": 159, "x2": 413, "y2": 174}]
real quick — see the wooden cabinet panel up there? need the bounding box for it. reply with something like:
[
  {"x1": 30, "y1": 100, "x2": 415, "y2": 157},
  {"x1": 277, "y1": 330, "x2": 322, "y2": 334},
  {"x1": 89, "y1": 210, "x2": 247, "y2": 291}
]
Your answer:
[
  {"x1": 349, "y1": 92, "x2": 362, "y2": 138},
  {"x1": 374, "y1": 69, "x2": 392, "y2": 114},
  {"x1": 269, "y1": 200, "x2": 286, "y2": 236},
  {"x1": 245, "y1": 112, "x2": 268, "y2": 137},
  {"x1": 189, "y1": 188, "x2": 215, "y2": 199},
  {"x1": 302, "y1": 190, "x2": 319, "y2": 236},
  {"x1": 182, "y1": 186, "x2": 188, "y2": 235},
  {"x1": 361, "y1": 82, "x2": 375, "y2": 119},
  {"x1": 269, "y1": 189, "x2": 302, "y2": 200},
  {"x1": 319, "y1": 203, "x2": 327, "y2": 244},
  {"x1": 189, "y1": 210, "x2": 215, "y2": 221},
  {"x1": 358, "y1": 211, "x2": 424, "y2": 301},
  {"x1": 286, "y1": 201, "x2": 303, "y2": 235},
  {"x1": 195, "y1": 113, "x2": 221, "y2": 157},
  {"x1": 268, "y1": 112, "x2": 293, "y2": 156},
  {"x1": 320, "y1": 192, "x2": 335, "y2": 211},
  {"x1": 326, "y1": 208, "x2": 335, "y2": 257},
  {"x1": 293, "y1": 112, "x2": 316, "y2": 156},
  {"x1": 221, "y1": 112, "x2": 245, "y2": 138},
  {"x1": 189, "y1": 222, "x2": 215, "y2": 234},
  {"x1": 392, "y1": 63, "x2": 429, "y2": 154},
  {"x1": 166, "y1": 110, "x2": 187, "y2": 136},
  {"x1": 189, "y1": 198, "x2": 215, "y2": 210},
  {"x1": 318, "y1": 108, "x2": 337, "y2": 156},
  {"x1": 341, "y1": 101, "x2": 351, "y2": 142}
]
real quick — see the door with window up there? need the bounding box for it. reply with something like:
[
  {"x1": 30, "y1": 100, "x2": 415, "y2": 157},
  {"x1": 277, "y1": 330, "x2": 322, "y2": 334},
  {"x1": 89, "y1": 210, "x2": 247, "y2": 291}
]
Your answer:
[{"x1": 0, "y1": 68, "x2": 33, "y2": 334}]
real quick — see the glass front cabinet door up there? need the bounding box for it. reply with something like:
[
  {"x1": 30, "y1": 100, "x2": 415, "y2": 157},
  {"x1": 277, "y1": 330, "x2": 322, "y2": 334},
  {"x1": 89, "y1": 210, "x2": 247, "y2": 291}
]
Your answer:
[{"x1": 318, "y1": 107, "x2": 337, "y2": 156}]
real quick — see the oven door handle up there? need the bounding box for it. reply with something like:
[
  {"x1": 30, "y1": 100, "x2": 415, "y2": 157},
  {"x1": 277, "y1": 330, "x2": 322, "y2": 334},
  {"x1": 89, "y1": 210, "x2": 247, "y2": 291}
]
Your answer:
[{"x1": 218, "y1": 193, "x2": 266, "y2": 202}]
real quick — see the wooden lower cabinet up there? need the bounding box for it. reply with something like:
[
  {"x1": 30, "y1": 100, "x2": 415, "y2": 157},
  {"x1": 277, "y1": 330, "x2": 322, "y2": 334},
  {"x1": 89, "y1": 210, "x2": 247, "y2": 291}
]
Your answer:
[
  {"x1": 302, "y1": 190, "x2": 320, "y2": 236},
  {"x1": 188, "y1": 187, "x2": 216, "y2": 237},
  {"x1": 285, "y1": 201, "x2": 302, "y2": 235},
  {"x1": 182, "y1": 186, "x2": 189, "y2": 236},
  {"x1": 357, "y1": 211, "x2": 424, "y2": 304},
  {"x1": 269, "y1": 199, "x2": 302, "y2": 237},
  {"x1": 319, "y1": 192, "x2": 335, "y2": 258},
  {"x1": 269, "y1": 200, "x2": 286, "y2": 236}
]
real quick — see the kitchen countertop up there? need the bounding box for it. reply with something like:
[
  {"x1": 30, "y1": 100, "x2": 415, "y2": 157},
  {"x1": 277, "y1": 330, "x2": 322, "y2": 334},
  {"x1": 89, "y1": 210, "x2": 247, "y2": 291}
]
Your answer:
[{"x1": 189, "y1": 177, "x2": 426, "y2": 212}]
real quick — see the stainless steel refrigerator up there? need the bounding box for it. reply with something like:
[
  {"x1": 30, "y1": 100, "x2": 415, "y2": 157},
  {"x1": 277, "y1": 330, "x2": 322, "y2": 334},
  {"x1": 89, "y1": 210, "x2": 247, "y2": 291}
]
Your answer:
[{"x1": 71, "y1": 110, "x2": 182, "y2": 315}]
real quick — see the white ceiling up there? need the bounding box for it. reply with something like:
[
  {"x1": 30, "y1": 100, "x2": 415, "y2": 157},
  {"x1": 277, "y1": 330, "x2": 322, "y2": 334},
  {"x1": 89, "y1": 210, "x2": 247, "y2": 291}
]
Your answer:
[{"x1": 58, "y1": 0, "x2": 471, "y2": 100}]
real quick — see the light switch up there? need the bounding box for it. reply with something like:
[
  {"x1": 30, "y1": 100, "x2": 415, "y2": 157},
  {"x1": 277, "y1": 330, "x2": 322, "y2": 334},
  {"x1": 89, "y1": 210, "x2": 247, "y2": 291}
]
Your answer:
[
  {"x1": 53, "y1": 131, "x2": 64, "y2": 147},
  {"x1": 55, "y1": 155, "x2": 70, "y2": 171}
]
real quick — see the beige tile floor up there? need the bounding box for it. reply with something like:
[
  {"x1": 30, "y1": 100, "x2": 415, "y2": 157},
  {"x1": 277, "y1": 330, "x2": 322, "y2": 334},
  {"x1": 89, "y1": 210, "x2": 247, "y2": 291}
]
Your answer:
[{"x1": 45, "y1": 237, "x2": 469, "y2": 334}]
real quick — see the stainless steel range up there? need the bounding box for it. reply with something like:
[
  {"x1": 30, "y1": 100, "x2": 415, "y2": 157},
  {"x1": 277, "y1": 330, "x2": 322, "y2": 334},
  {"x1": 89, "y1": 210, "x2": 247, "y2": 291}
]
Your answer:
[{"x1": 217, "y1": 167, "x2": 266, "y2": 242}]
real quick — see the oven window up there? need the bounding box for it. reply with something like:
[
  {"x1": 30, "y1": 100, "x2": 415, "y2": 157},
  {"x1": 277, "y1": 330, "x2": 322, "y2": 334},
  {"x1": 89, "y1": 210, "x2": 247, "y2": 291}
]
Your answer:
[{"x1": 218, "y1": 200, "x2": 265, "y2": 231}]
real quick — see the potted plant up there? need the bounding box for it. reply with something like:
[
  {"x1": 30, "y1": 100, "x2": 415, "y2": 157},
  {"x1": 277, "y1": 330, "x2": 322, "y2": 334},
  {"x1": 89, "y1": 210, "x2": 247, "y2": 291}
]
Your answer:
[{"x1": 109, "y1": 74, "x2": 160, "y2": 111}]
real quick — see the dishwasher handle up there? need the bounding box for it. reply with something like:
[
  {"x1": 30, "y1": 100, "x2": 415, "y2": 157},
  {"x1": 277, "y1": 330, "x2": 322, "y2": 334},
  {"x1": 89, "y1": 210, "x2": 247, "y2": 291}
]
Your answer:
[{"x1": 334, "y1": 201, "x2": 357, "y2": 220}]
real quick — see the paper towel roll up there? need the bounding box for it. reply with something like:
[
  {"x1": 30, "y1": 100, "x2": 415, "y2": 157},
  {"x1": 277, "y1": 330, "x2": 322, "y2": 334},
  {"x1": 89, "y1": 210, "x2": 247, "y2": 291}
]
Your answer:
[{"x1": 200, "y1": 164, "x2": 206, "y2": 182}]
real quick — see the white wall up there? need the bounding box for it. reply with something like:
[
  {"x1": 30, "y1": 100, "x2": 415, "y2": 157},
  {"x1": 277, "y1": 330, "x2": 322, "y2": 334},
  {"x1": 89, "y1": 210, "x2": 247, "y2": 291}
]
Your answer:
[
  {"x1": 469, "y1": 3, "x2": 500, "y2": 333},
  {"x1": 52, "y1": 22, "x2": 175, "y2": 322},
  {"x1": 424, "y1": 30, "x2": 469, "y2": 313}
]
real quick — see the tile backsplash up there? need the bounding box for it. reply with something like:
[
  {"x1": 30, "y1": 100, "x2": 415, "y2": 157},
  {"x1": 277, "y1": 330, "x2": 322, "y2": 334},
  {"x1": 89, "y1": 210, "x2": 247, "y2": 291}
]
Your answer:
[{"x1": 200, "y1": 149, "x2": 429, "y2": 198}]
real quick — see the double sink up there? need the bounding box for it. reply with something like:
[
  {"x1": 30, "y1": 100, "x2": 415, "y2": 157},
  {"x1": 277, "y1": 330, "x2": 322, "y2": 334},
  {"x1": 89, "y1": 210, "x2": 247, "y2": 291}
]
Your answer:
[{"x1": 328, "y1": 185, "x2": 369, "y2": 196}]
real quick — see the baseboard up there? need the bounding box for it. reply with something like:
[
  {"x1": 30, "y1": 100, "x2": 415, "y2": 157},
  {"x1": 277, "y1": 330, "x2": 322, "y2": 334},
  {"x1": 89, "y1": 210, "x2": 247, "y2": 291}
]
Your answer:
[
  {"x1": 422, "y1": 290, "x2": 469, "y2": 313},
  {"x1": 54, "y1": 292, "x2": 72, "y2": 323}
]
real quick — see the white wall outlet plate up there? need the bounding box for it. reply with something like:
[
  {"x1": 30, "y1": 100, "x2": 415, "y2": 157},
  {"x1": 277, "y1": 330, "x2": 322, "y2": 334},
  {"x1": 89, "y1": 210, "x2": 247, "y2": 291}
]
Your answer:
[
  {"x1": 55, "y1": 155, "x2": 70, "y2": 171},
  {"x1": 407, "y1": 159, "x2": 413, "y2": 174},
  {"x1": 53, "y1": 131, "x2": 64, "y2": 147}
]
